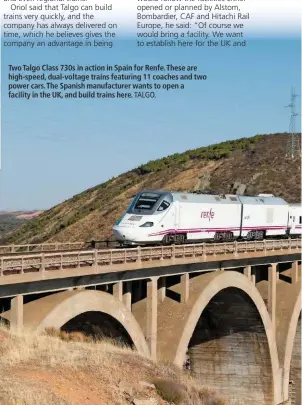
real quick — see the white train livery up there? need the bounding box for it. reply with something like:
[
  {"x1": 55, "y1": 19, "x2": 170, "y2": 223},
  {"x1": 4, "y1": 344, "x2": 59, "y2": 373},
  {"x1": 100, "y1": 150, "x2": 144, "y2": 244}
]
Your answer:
[{"x1": 112, "y1": 190, "x2": 302, "y2": 246}]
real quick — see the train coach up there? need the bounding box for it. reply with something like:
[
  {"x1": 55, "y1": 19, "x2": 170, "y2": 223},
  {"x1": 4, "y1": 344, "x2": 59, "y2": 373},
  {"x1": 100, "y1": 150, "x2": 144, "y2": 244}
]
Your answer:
[{"x1": 112, "y1": 190, "x2": 302, "y2": 246}]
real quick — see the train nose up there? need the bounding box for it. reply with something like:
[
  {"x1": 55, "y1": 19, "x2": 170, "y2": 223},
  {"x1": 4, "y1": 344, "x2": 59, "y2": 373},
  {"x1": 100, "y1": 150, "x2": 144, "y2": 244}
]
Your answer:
[{"x1": 113, "y1": 226, "x2": 136, "y2": 242}]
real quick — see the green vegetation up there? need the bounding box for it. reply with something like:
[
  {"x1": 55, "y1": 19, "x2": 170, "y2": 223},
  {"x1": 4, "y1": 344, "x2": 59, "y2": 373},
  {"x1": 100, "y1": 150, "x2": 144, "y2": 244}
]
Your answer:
[
  {"x1": 0, "y1": 214, "x2": 27, "y2": 237},
  {"x1": 135, "y1": 135, "x2": 262, "y2": 174}
]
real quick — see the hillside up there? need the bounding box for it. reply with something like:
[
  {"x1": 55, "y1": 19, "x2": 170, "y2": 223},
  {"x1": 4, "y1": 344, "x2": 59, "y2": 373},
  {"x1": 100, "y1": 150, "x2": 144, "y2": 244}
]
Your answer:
[
  {"x1": 0, "y1": 211, "x2": 43, "y2": 239},
  {"x1": 1, "y1": 133, "x2": 301, "y2": 244},
  {"x1": 0, "y1": 326, "x2": 226, "y2": 405}
]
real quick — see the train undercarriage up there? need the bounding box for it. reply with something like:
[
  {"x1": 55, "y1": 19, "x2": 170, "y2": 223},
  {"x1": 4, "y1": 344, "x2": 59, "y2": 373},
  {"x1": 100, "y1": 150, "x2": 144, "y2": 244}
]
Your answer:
[
  {"x1": 119, "y1": 229, "x2": 300, "y2": 248},
  {"x1": 162, "y1": 230, "x2": 266, "y2": 245}
]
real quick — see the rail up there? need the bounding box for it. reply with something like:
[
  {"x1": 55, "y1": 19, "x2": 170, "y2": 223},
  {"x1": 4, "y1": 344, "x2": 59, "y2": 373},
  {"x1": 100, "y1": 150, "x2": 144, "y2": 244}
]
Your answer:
[
  {"x1": 0, "y1": 239, "x2": 300, "y2": 277},
  {"x1": 0, "y1": 240, "x2": 118, "y2": 255}
]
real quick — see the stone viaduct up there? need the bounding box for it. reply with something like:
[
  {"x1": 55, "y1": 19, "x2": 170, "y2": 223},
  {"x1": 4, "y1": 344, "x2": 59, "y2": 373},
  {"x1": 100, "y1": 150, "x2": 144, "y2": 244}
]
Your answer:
[{"x1": 0, "y1": 240, "x2": 301, "y2": 405}]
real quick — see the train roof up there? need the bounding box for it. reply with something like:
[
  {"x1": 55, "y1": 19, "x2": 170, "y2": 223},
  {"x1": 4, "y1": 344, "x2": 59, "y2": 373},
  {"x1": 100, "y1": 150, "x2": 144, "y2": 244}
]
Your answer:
[
  {"x1": 237, "y1": 195, "x2": 288, "y2": 205},
  {"x1": 171, "y1": 192, "x2": 241, "y2": 204},
  {"x1": 137, "y1": 190, "x2": 288, "y2": 205}
]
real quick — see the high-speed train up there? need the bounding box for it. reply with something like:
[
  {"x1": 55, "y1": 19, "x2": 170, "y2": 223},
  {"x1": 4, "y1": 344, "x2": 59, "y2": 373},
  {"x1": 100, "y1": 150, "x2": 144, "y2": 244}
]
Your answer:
[{"x1": 112, "y1": 190, "x2": 302, "y2": 246}]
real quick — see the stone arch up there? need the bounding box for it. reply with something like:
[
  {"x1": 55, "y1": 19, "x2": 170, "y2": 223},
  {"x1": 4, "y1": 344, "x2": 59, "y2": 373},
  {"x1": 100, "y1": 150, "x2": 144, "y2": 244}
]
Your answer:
[
  {"x1": 5, "y1": 290, "x2": 149, "y2": 357},
  {"x1": 157, "y1": 271, "x2": 279, "y2": 404},
  {"x1": 283, "y1": 289, "x2": 301, "y2": 402}
]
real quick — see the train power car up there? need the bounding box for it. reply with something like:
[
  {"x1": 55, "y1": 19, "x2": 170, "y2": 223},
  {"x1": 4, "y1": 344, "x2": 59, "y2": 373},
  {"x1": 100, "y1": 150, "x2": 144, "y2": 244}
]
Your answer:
[{"x1": 112, "y1": 190, "x2": 302, "y2": 246}]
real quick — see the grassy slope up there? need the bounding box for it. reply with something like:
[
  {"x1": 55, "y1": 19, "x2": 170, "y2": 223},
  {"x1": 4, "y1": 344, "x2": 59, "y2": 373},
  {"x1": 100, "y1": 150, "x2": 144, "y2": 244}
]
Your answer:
[
  {"x1": 1, "y1": 133, "x2": 300, "y2": 244},
  {"x1": 0, "y1": 326, "x2": 226, "y2": 405},
  {"x1": 0, "y1": 211, "x2": 43, "y2": 239},
  {"x1": 0, "y1": 214, "x2": 28, "y2": 238}
]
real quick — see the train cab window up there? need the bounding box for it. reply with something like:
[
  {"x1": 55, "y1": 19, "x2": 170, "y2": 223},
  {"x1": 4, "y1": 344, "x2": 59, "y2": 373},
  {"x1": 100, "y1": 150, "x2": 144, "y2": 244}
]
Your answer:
[
  {"x1": 157, "y1": 200, "x2": 170, "y2": 211},
  {"x1": 134, "y1": 193, "x2": 161, "y2": 210}
]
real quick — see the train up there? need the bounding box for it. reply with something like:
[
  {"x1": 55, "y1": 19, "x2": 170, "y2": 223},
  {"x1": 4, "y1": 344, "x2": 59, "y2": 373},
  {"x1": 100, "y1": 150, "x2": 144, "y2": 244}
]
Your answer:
[{"x1": 112, "y1": 190, "x2": 302, "y2": 246}]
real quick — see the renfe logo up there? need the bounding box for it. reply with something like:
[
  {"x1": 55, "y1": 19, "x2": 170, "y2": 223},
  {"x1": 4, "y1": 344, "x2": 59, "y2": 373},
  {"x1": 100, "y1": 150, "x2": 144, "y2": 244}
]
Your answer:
[{"x1": 201, "y1": 208, "x2": 215, "y2": 221}]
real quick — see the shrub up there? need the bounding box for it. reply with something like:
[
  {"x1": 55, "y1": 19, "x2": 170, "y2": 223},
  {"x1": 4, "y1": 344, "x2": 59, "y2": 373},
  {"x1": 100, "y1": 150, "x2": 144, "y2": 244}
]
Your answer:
[
  {"x1": 188, "y1": 386, "x2": 227, "y2": 405},
  {"x1": 43, "y1": 328, "x2": 93, "y2": 343},
  {"x1": 43, "y1": 327, "x2": 60, "y2": 338},
  {"x1": 153, "y1": 378, "x2": 185, "y2": 404}
]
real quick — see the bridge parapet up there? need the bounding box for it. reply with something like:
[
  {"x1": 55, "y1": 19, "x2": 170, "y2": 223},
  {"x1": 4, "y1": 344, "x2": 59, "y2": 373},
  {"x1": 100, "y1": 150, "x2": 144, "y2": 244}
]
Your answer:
[
  {"x1": 0, "y1": 240, "x2": 117, "y2": 254},
  {"x1": 0, "y1": 241, "x2": 87, "y2": 254},
  {"x1": 0, "y1": 239, "x2": 300, "y2": 277}
]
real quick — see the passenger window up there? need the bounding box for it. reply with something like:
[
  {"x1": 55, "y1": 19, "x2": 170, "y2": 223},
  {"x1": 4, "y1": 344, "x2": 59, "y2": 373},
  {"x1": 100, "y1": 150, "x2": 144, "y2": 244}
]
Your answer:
[
  {"x1": 300, "y1": 216, "x2": 302, "y2": 224},
  {"x1": 158, "y1": 201, "x2": 170, "y2": 211}
]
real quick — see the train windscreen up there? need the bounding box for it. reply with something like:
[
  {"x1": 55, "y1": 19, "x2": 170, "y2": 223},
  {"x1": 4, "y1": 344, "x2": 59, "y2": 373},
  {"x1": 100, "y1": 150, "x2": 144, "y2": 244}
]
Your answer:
[{"x1": 133, "y1": 192, "x2": 161, "y2": 211}]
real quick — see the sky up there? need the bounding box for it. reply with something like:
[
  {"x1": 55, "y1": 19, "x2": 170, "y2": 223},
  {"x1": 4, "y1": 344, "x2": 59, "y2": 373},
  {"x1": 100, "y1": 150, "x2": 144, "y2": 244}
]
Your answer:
[{"x1": 0, "y1": 0, "x2": 301, "y2": 210}]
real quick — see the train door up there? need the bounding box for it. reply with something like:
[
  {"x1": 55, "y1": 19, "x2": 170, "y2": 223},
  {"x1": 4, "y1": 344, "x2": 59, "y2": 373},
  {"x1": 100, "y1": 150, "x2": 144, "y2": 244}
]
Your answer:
[
  {"x1": 292, "y1": 214, "x2": 296, "y2": 230},
  {"x1": 288, "y1": 212, "x2": 296, "y2": 234}
]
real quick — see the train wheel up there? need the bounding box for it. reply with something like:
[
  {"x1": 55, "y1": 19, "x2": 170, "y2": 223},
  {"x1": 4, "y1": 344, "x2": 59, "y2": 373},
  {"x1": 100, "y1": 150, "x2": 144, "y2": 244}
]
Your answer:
[
  {"x1": 246, "y1": 231, "x2": 254, "y2": 241},
  {"x1": 174, "y1": 234, "x2": 186, "y2": 245},
  {"x1": 179, "y1": 234, "x2": 186, "y2": 244},
  {"x1": 162, "y1": 235, "x2": 171, "y2": 245},
  {"x1": 255, "y1": 230, "x2": 264, "y2": 240},
  {"x1": 214, "y1": 232, "x2": 234, "y2": 242},
  {"x1": 225, "y1": 232, "x2": 234, "y2": 241}
]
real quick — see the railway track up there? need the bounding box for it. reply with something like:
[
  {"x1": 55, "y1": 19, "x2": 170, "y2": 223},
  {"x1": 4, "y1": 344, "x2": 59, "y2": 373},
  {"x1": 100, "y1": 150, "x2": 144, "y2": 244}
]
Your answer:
[{"x1": 0, "y1": 238, "x2": 300, "y2": 277}]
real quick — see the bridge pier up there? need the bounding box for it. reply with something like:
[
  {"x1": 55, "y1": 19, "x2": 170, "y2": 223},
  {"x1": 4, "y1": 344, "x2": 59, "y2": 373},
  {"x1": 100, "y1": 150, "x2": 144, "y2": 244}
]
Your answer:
[
  {"x1": 291, "y1": 261, "x2": 301, "y2": 284},
  {"x1": 158, "y1": 277, "x2": 166, "y2": 302},
  {"x1": 10, "y1": 295, "x2": 23, "y2": 333},
  {"x1": 146, "y1": 277, "x2": 158, "y2": 360},
  {"x1": 268, "y1": 263, "x2": 277, "y2": 334},
  {"x1": 123, "y1": 282, "x2": 132, "y2": 310},
  {"x1": 113, "y1": 281, "x2": 123, "y2": 301},
  {"x1": 180, "y1": 273, "x2": 189, "y2": 303},
  {"x1": 244, "y1": 265, "x2": 252, "y2": 281}
]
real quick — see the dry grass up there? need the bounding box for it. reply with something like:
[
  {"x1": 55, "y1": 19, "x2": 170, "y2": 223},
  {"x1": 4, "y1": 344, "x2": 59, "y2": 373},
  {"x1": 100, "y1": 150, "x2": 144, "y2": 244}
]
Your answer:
[
  {"x1": 0, "y1": 324, "x2": 227, "y2": 405},
  {"x1": 0, "y1": 380, "x2": 68, "y2": 405},
  {"x1": 0, "y1": 326, "x2": 132, "y2": 370}
]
